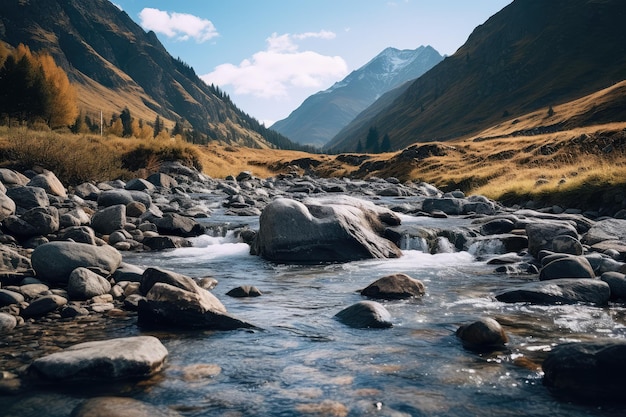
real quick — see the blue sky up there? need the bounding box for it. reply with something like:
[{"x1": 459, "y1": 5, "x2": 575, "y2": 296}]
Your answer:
[{"x1": 112, "y1": 0, "x2": 512, "y2": 126}]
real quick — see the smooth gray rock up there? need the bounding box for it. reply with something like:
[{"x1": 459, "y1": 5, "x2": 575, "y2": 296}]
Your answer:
[
  {"x1": 30, "y1": 336, "x2": 167, "y2": 381},
  {"x1": 31, "y1": 242, "x2": 122, "y2": 284},
  {"x1": 360, "y1": 273, "x2": 425, "y2": 300},
  {"x1": 18, "y1": 283, "x2": 49, "y2": 299},
  {"x1": 147, "y1": 172, "x2": 178, "y2": 188},
  {"x1": 0, "y1": 289, "x2": 25, "y2": 306},
  {"x1": 539, "y1": 256, "x2": 595, "y2": 281},
  {"x1": 422, "y1": 198, "x2": 464, "y2": 215},
  {"x1": 91, "y1": 205, "x2": 126, "y2": 235},
  {"x1": 480, "y1": 219, "x2": 515, "y2": 236},
  {"x1": 67, "y1": 268, "x2": 112, "y2": 301},
  {"x1": 0, "y1": 312, "x2": 17, "y2": 333},
  {"x1": 456, "y1": 317, "x2": 508, "y2": 352},
  {"x1": 526, "y1": 222, "x2": 578, "y2": 257},
  {"x1": 97, "y1": 189, "x2": 151, "y2": 208},
  {"x1": 153, "y1": 213, "x2": 206, "y2": 237},
  {"x1": 226, "y1": 285, "x2": 262, "y2": 297},
  {"x1": 495, "y1": 278, "x2": 610, "y2": 305},
  {"x1": 125, "y1": 178, "x2": 155, "y2": 192},
  {"x1": 600, "y1": 271, "x2": 626, "y2": 299},
  {"x1": 27, "y1": 171, "x2": 67, "y2": 198},
  {"x1": 251, "y1": 196, "x2": 402, "y2": 263},
  {"x1": 335, "y1": 301, "x2": 392, "y2": 329},
  {"x1": 543, "y1": 339, "x2": 626, "y2": 401},
  {"x1": 21, "y1": 294, "x2": 68, "y2": 317}
]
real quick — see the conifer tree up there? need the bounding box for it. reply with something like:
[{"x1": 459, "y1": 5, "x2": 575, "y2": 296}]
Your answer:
[
  {"x1": 365, "y1": 126, "x2": 380, "y2": 153},
  {"x1": 380, "y1": 133, "x2": 392, "y2": 152},
  {"x1": 153, "y1": 115, "x2": 163, "y2": 138}
]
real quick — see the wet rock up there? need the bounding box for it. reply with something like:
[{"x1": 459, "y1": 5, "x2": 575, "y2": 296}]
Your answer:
[
  {"x1": 495, "y1": 278, "x2": 610, "y2": 305},
  {"x1": 422, "y1": 198, "x2": 464, "y2": 216},
  {"x1": 226, "y1": 285, "x2": 262, "y2": 297},
  {"x1": 60, "y1": 304, "x2": 90, "y2": 318},
  {"x1": 251, "y1": 196, "x2": 402, "y2": 263},
  {"x1": 153, "y1": 213, "x2": 206, "y2": 237},
  {"x1": 31, "y1": 241, "x2": 122, "y2": 284},
  {"x1": 480, "y1": 219, "x2": 515, "y2": 236},
  {"x1": 583, "y1": 218, "x2": 626, "y2": 245},
  {"x1": 142, "y1": 235, "x2": 192, "y2": 250},
  {"x1": 335, "y1": 301, "x2": 392, "y2": 329},
  {"x1": 600, "y1": 271, "x2": 626, "y2": 299},
  {"x1": 30, "y1": 336, "x2": 167, "y2": 381},
  {"x1": 539, "y1": 256, "x2": 595, "y2": 281},
  {"x1": 360, "y1": 273, "x2": 425, "y2": 300},
  {"x1": 543, "y1": 339, "x2": 626, "y2": 402},
  {"x1": 551, "y1": 235, "x2": 583, "y2": 256},
  {"x1": 526, "y1": 222, "x2": 578, "y2": 257},
  {"x1": 138, "y1": 282, "x2": 255, "y2": 330},
  {"x1": 67, "y1": 268, "x2": 112, "y2": 301},
  {"x1": 91, "y1": 204, "x2": 126, "y2": 235},
  {"x1": 27, "y1": 171, "x2": 67, "y2": 198},
  {"x1": 71, "y1": 396, "x2": 182, "y2": 417},
  {"x1": 21, "y1": 294, "x2": 68, "y2": 317},
  {"x1": 140, "y1": 267, "x2": 198, "y2": 295},
  {"x1": 456, "y1": 317, "x2": 508, "y2": 352}
]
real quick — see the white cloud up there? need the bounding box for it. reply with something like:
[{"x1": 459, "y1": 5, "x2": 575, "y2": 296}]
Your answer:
[
  {"x1": 200, "y1": 31, "x2": 347, "y2": 98},
  {"x1": 138, "y1": 8, "x2": 218, "y2": 43}
]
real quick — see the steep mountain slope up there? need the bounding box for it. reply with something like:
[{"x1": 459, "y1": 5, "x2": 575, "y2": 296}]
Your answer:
[
  {"x1": 0, "y1": 0, "x2": 300, "y2": 149},
  {"x1": 326, "y1": 0, "x2": 626, "y2": 152},
  {"x1": 271, "y1": 46, "x2": 442, "y2": 148}
]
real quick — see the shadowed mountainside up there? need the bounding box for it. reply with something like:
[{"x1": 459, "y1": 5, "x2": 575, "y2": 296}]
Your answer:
[{"x1": 326, "y1": 0, "x2": 626, "y2": 152}]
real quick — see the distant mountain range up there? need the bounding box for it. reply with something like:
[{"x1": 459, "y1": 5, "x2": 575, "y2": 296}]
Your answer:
[
  {"x1": 325, "y1": 0, "x2": 626, "y2": 152},
  {"x1": 0, "y1": 0, "x2": 303, "y2": 150},
  {"x1": 271, "y1": 46, "x2": 443, "y2": 148}
]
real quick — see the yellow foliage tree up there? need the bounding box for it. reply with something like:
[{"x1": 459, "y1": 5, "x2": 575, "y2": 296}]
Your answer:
[
  {"x1": 107, "y1": 119, "x2": 123, "y2": 137},
  {"x1": 38, "y1": 53, "x2": 78, "y2": 128}
]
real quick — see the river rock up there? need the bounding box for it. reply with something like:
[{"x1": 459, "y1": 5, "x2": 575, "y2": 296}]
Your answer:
[
  {"x1": 495, "y1": 278, "x2": 610, "y2": 305},
  {"x1": 335, "y1": 301, "x2": 392, "y2": 329},
  {"x1": 147, "y1": 172, "x2": 178, "y2": 189},
  {"x1": 18, "y1": 283, "x2": 49, "y2": 299},
  {"x1": 30, "y1": 336, "x2": 167, "y2": 381},
  {"x1": 582, "y1": 218, "x2": 626, "y2": 245},
  {"x1": 526, "y1": 222, "x2": 579, "y2": 257},
  {"x1": 422, "y1": 197, "x2": 464, "y2": 215},
  {"x1": 142, "y1": 235, "x2": 191, "y2": 250},
  {"x1": 226, "y1": 285, "x2": 262, "y2": 297},
  {"x1": 0, "y1": 245, "x2": 32, "y2": 271},
  {"x1": 551, "y1": 235, "x2": 583, "y2": 256},
  {"x1": 91, "y1": 204, "x2": 126, "y2": 235},
  {"x1": 58, "y1": 226, "x2": 97, "y2": 245},
  {"x1": 153, "y1": 213, "x2": 206, "y2": 237},
  {"x1": 67, "y1": 268, "x2": 112, "y2": 300},
  {"x1": 71, "y1": 396, "x2": 182, "y2": 417},
  {"x1": 125, "y1": 178, "x2": 155, "y2": 192},
  {"x1": 26, "y1": 171, "x2": 67, "y2": 198},
  {"x1": 31, "y1": 241, "x2": 122, "y2": 284},
  {"x1": 73, "y1": 182, "x2": 101, "y2": 200},
  {"x1": 0, "y1": 289, "x2": 24, "y2": 306},
  {"x1": 138, "y1": 282, "x2": 255, "y2": 330},
  {"x1": 480, "y1": 219, "x2": 515, "y2": 236},
  {"x1": 5, "y1": 186, "x2": 49, "y2": 210},
  {"x1": 6, "y1": 206, "x2": 60, "y2": 237},
  {"x1": 140, "y1": 267, "x2": 199, "y2": 295},
  {"x1": 21, "y1": 294, "x2": 67, "y2": 317},
  {"x1": 0, "y1": 312, "x2": 17, "y2": 333},
  {"x1": 542, "y1": 339, "x2": 626, "y2": 401},
  {"x1": 0, "y1": 192, "x2": 16, "y2": 221},
  {"x1": 539, "y1": 256, "x2": 595, "y2": 281},
  {"x1": 0, "y1": 168, "x2": 29, "y2": 186},
  {"x1": 97, "y1": 189, "x2": 151, "y2": 208},
  {"x1": 456, "y1": 317, "x2": 508, "y2": 352},
  {"x1": 251, "y1": 196, "x2": 402, "y2": 263},
  {"x1": 360, "y1": 273, "x2": 425, "y2": 300},
  {"x1": 600, "y1": 271, "x2": 626, "y2": 299}
]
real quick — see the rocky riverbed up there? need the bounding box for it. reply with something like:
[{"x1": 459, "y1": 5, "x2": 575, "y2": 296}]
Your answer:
[{"x1": 1, "y1": 162, "x2": 626, "y2": 416}]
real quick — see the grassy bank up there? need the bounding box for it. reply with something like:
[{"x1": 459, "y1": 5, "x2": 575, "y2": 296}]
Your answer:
[{"x1": 1, "y1": 124, "x2": 626, "y2": 212}]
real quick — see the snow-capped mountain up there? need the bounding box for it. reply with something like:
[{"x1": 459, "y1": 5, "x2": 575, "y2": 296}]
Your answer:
[{"x1": 271, "y1": 46, "x2": 443, "y2": 148}]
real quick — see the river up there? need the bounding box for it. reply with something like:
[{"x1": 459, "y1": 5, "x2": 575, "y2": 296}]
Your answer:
[{"x1": 2, "y1": 198, "x2": 626, "y2": 416}]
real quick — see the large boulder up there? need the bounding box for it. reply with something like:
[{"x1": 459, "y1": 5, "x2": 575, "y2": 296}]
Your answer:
[
  {"x1": 456, "y1": 317, "x2": 508, "y2": 352},
  {"x1": 583, "y1": 218, "x2": 626, "y2": 245},
  {"x1": 0, "y1": 168, "x2": 29, "y2": 186},
  {"x1": 334, "y1": 301, "x2": 392, "y2": 329},
  {"x1": 543, "y1": 339, "x2": 626, "y2": 402},
  {"x1": 97, "y1": 189, "x2": 151, "y2": 208},
  {"x1": 422, "y1": 198, "x2": 464, "y2": 215},
  {"x1": 5, "y1": 186, "x2": 49, "y2": 210},
  {"x1": 526, "y1": 222, "x2": 578, "y2": 257},
  {"x1": 495, "y1": 278, "x2": 610, "y2": 305},
  {"x1": 91, "y1": 204, "x2": 126, "y2": 235},
  {"x1": 539, "y1": 256, "x2": 595, "y2": 281},
  {"x1": 4, "y1": 206, "x2": 59, "y2": 237},
  {"x1": 360, "y1": 273, "x2": 425, "y2": 300},
  {"x1": 250, "y1": 197, "x2": 402, "y2": 263},
  {"x1": 31, "y1": 242, "x2": 122, "y2": 284},
  {"x1": 29, "y1": 336, "x2": 167, "y2": 381}
]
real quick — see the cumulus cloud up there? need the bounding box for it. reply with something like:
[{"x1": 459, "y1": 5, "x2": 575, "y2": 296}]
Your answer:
[
  {"x1": 138, "y1": 8, "x2": 218, "y2": 42},
  {"x1": 200, "y1": 31, "x2": 347, "y2": 98}
]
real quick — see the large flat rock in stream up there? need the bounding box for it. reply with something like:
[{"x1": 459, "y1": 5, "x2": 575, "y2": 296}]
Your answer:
[
  {"x1": 495, "y1": 278, "x2": 610, "y2": 305},
  {"x1": 30, "y1": 336, "x2": 167, "y2": 381}
]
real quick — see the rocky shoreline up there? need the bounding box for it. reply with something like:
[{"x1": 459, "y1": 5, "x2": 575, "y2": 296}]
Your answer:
[{"x1": 1, "y1": 161, "x2": 626, "y2": 413}]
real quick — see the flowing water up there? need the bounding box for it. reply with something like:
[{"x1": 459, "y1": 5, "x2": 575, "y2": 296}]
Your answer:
[{"x1": 2, "y1": 204, "x2": 626, "y2": 416}]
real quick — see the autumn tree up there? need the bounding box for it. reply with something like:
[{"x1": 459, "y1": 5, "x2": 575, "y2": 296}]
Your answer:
[{"x1": 38, "y1": 53, "x2": 78, "y2": 127}]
